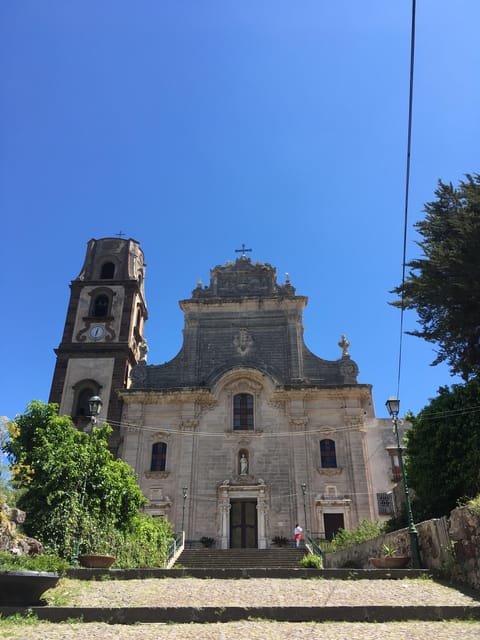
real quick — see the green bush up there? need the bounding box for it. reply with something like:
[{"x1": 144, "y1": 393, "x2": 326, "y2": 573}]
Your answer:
[
  {"x1": 80, "y1": 513, "x2": 173, "y2": 568},
  {"x1": 300, "y1": 553, "x2": 323, "y2": 568},
  {"x1": 329, "y1": 519, "x2": 386, "y2": 552},
  {"x1": 1, "y1": 402, "x2": 173, "y2": 564},
  {"x1": 0, "y1": 551, "x2": 69, "y2": 575}
]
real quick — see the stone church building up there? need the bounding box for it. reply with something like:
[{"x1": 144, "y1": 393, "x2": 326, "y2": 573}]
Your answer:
[{"x1": 49, "y1": 236, "x2": 402, "y2": 548}]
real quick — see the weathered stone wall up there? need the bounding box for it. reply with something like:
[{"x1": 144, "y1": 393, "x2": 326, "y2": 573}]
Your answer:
[
  {"x1": 323, "y1": 507, "x2": 480, "y2": 591},
  {"x1": 449, "y1": 504, "x2": 480, "y2": 589},
  {"x1": 323, "y1": 517, "x2": 452, "y2": 572}
]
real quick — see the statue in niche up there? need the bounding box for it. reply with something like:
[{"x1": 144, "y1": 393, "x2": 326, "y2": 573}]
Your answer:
[{"x1": 240, "y1": 453, "x2": 248, "y2": 476}]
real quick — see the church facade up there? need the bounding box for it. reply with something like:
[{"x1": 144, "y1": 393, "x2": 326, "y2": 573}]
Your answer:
[{"x1": 50, "y1": 237, "x2": 402, "y2": 548}]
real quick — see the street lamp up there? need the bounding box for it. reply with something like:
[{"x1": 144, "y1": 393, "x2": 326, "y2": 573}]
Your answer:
[
  {"x1": 87, "y1": 396, "x2": 103, "y2": 428},
  {"x1": 301, "y1": 483, "x2": 308, "y2": 535},
  {"x1": 72, "y1": 395, "x2": 103, "y2": 566},
  {"x1": 385, "y1": 396, "x2": 421, "y2": 568},
  {"x1": 181, "y1": 487, "x2": 188, "y2": 534}
]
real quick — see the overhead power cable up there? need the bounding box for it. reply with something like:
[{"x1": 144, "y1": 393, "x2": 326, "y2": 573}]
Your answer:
[{"x1": 396, "y1": 0, "x2": 417, "y2": 402}]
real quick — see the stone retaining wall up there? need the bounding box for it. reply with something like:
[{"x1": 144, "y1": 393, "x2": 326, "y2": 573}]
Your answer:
[
  {"x1": 449, "y1": 504, "x2": 480, "y2": 589},
  {"x1": 324, "y1": 506, "x2": 480, "y2": 590},
  {"x1": 323, "y1": 517, "x2": 453, "y2": 573}
]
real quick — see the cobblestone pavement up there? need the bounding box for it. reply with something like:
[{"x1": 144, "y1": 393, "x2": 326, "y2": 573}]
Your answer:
[
  {"x1": 1, "y1": 578, "x2": 480, "y2": 639},
  {"x1": 2, "y1": 621, "x2": 480, "y2": 639},
  {"x1": 45, "y1": 577, "x2": 480, "y2": 608}
]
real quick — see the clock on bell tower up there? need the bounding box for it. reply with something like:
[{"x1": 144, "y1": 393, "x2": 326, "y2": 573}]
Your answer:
[{"x1": 49, "y1": 237, "x2": 148, "y2": 454}]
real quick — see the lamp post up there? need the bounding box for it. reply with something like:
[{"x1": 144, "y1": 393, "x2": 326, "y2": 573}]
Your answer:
[
  {"x1": 72, "y1": 395, "x2": 103, "y2": 566},
  {"x1": 301, "y1": 483, "x2": 308, "y2": 535},
  {"x1": 181, "y1": 487, "x2": 188, "y2": 534},
  {"x1": 87, "y1": 396, "x2": 103, "y2": 428},
  {"x1": 385, "y1": 396, "x2": 421, "y2": 568}
]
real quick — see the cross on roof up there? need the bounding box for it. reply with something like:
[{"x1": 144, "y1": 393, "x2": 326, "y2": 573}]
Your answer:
[
  {"x1": 235, "y1": 243, "x2": 252, "y2": 257},
  {"x1": 116, "y1": 230, "x2": 126, "y2": 238}
]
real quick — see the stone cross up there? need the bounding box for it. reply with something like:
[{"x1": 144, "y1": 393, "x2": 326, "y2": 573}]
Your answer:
[{"x1": 235, "y1": 244, "x2": 252, "y2": 257}]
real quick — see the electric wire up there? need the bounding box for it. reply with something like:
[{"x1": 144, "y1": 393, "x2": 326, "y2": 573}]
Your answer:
[{"x1": 396, "y1": 0, "x2": 417, "y2": 403}]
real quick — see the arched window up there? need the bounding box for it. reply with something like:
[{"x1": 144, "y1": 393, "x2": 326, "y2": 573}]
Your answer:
[
  {"x1": 92, "y1": 294, "x2": 109, "y2": 317},
  {"x1": 233, "y1": 393, "x2": 254, "y2": 430},
  {"x1": 320, "y1": 439, "x2": 337, "y2": 468},
  {"x1": 72, "y1": 380, "x2": 101, "y2": 428},
  {"x1": 100, "y1": 262, "x2": 115, "y2": 279},
  {"x1": 151, "y1": 442, "x2": 167, "y2": 472},
  {"x1": 75, "y1": 387, "x2": 96, "y2": 419}
]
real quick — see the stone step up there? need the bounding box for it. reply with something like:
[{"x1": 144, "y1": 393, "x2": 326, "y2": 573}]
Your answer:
[{"x1": 177, "y1": 548, "x2": 306, "y2": 568}]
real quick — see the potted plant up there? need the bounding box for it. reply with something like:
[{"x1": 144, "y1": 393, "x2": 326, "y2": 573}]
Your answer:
[
  {"x1": 200, "y1": 536, "x2": 215, "y2": 548},
  {"x1": 78, "y1": 552, "x2": 116, "y2": 568},
  {"x1": 76, "y1": 516, "x2": 117, "y2": 568},
  {"x1": 369, "y1": 543, "x2": 411, "y2": 569},
  {"x1": 272, "y1": 535, "x2": 289, "y2": 547},
  {"x1": 0, "y1": 551, "x2": 67, "y2": 606}
]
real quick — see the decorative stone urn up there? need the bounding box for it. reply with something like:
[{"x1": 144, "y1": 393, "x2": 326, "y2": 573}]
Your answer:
[
  {"x1": 0, "y1": 570, "x2": 60, "y2": 606},
  {"x1": 78, "y1": 554, "x2": 116, "y2": 568}
]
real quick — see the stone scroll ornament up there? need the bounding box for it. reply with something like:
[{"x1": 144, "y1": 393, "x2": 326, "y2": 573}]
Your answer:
[{"x1": 233, "y1": 328, "x2": 253, "y2": 355}]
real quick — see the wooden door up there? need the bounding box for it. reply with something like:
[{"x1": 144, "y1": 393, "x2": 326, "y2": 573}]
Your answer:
[{"x1": 230, "y1": 500, "x2": 257, "y2": 548}]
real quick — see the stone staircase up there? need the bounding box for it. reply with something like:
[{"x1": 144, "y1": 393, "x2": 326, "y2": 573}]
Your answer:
[{"x1": 176, "y1": 548, "x2": 305, "y2": 569}]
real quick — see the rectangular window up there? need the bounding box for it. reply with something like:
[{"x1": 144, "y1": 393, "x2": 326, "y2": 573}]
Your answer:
[
  {"x1": 376, "y1": 492, "x2": 394, "y2": 515},
  {"x1": 233, "y1": 394, "x2": 254, "y2": 430},
  {"x1": 320, "y1": 439, "x2": 337, "y2": 468}
]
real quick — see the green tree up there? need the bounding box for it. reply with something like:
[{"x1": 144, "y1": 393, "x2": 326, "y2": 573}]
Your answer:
[
  {"x1": 1, "y1": 401, "x2": 148, "y2": 559},
  {"x1": 392, "y1": 173, "x2": 480, "y2": 380},
  {"x1": 405, "y1": 378, "x2": 480, "y2": 519}
]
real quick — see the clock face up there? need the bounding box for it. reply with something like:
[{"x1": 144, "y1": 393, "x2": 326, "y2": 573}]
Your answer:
[{"x1": 89, "y1": 325, "x2": 105, "y2": 340}]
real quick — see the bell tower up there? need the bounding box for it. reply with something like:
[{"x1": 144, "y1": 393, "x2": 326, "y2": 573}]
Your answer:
[{"x1": 49, "y1": 237, "x2": 147, "y2": 453}]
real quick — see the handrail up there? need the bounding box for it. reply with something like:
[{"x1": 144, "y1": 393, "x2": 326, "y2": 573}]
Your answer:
[
  {"x1": 164, "y1": 531, "x2": 185, "y2": 568},
  {"x1": 305, "y1": 530, "x2": 324, "y2": 560}
]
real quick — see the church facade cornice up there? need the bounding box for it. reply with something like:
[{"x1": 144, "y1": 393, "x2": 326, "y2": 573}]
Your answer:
[
  {"x1": 118, "y1": 388, "x2": 217, "y2": 407},
  {"x1": 272, "y1": 384, "x2": 372, "y2": 402},
  {"x1": 180, "y1": 296, "x2": 307, "y2": 313}
]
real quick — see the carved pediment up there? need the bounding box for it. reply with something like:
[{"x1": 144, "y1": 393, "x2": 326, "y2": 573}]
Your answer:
[
  {"x1": 317, "y1": 467, "x2": 343, "y2": 476},
  {"x1": 145, "y1": 471, "x2": 170, "y2": 479},
  {"x1": 223, "y1": 376, "x2": 263, "y2": 393}
]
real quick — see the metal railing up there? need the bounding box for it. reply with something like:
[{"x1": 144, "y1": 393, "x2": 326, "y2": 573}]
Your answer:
[
  {"x1": 164, "y1": 531, "x2": 185, "y2": 568},
  {"x1": 305, "y1": 530, "x2": 324, "y2": 562}
]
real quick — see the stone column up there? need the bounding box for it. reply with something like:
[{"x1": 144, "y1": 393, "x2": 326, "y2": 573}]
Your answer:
[
  {"x1": 219, "y1": 487, "x2": 231, "y2": 549},
  {"x1": 257, "y1": 487, "x2": 268, "y2": 549}
]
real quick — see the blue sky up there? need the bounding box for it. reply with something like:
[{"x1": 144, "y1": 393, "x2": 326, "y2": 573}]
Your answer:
[{"x1": 1, "y1": 1, "x2": 479, "y2": 424}]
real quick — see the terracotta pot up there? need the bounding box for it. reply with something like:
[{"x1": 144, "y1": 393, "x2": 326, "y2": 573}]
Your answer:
[
  {"x1": 78, "y1": 554, "x2": 116, "y2": 568},
  {"x1": 369, "y1": 556, "x2": 411, "y2": 569},
  {"x1": 0, "y1": 570, "x2": 60, "y2": 606}
]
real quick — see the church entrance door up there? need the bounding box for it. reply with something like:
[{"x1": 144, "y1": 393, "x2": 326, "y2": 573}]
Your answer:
[
  {"x1": 324, "y1": 513, "x2": 345, "y2": 540},
  {"x1": 230, "y1": 500, "x2": 257, "y2": 548}
]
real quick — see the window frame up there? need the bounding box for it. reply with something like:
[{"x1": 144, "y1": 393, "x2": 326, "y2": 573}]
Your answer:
[
  {"x1": 320, "y1": 438, "x2": 337, "y2": 469},
  {"x1": 233, "y1": 393, "x2": 254, "y2": 431},
  {"x1": 150, "y1": 442, "x2": 167, "y2": 472}
]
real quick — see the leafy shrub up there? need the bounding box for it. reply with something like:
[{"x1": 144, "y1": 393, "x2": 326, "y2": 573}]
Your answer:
[
  {"x1": 272, "y1": 536, "x2": 289, "y2": 547},
  {"x1": 1, "y1": 402, "x2": 156, "y2": 562},
  {"x1": 80, "y1": 513, "x2": 173, "y2": 568},
  {"x1": 0, "y1": 551, "x2": 69, "y2": 574},
  {"x1": 300, "y1": 553, "x2": 323, "y2": 568},
  {"x1": 329, "y1": 519, "x2": 386, "y2": 551}
]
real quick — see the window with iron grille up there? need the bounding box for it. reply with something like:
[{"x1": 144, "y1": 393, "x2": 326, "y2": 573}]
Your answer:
[{"x1": 377, "y1": 492, "x2": 394, "y2": 515}]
